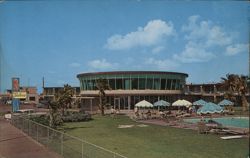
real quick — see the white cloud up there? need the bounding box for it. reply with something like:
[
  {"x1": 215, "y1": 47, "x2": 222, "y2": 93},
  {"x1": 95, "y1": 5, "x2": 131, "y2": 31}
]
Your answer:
[
  {"x1": 173, "y1": 42, "x2": 215, "y2": 63},
  {"x1": 175, "y1": 15, "x2": 236, "y2": 63},
  {"x1": 88, "y1": 59, "x2": 118, "y2": 69},
  {"x1": 182, "y1": 15, "x2": 232, "y2": 47},
  {"x1": 225, "y1": 43, "x2": 249, "y2": 56},
  {"x1": 145, "y1": 57, "x2": 179, "y2": 70},
  {"x1": 152, "y1": 46, "x2": 165, "y2": 54},
  {"x1": 105, "y1": 19, "x2": 175, "y2": 50},
  {"x1": 69, "y1": 62, "x2": 81, "y2": 67}
]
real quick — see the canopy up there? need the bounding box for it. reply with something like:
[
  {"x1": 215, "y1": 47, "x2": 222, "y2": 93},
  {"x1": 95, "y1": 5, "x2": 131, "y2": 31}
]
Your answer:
[
  {"x1": 218, "y1": 99, "x2": 234, "y2": 106},
  {"x1": 172, "y1": 99, "x2": 192, "y2": 107},
  {"x1": 193, "y1": 99, "x2": 207, "y2": 106},
  {"x1": 153, "y1": 100, "x2": 170, "y2": 107},
  {"x1": 135, "y1": 100, "x2": 153, "y2": 108},
  {"x1": 197, "y1": 102, "x2": 223, "y2": 114}
]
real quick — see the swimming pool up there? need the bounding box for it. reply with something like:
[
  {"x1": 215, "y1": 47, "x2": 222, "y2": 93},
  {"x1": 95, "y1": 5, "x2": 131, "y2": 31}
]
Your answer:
[{"x1": 184, "y1": 117, "x2": 249, "y2": 128}]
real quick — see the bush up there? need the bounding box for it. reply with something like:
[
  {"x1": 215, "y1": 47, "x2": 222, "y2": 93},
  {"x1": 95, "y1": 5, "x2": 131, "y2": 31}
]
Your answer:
[
  {"x1": 62, "y1": 111, "x2": 91, "y2": 122},
  {"x1": 30, "y1": 115, "x2": 50, "y2": 126}
]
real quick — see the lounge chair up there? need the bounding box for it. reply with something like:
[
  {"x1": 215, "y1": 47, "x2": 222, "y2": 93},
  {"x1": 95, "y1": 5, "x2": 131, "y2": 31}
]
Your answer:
[{"x1": 197, "y1": 122, "x2": 210, "y2": 134}]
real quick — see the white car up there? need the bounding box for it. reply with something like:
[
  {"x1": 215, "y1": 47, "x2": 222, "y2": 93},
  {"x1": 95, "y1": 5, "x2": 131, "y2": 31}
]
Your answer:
[
  {"x1": 4, "y1": 113, "x2": 12, "y2": 120},
  {"x1": 4, "y1": 109, "x2": 35, "y2": 120}
]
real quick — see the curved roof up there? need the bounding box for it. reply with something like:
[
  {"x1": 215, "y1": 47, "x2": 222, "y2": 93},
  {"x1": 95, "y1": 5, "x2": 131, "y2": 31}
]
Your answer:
[{"x1": 77, "y1": 71, "x2": 188, "y2": 78}]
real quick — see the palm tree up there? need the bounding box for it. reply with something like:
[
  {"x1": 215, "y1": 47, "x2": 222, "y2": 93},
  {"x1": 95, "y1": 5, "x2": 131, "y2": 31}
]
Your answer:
[
  {"x1": 48, "y1": 100, "x2": 62, "y2": 128},
  {"x1": 96, "y1": 78, "x2": 111, "y2": 115},
  {"x1": 221, "y1": 74, "x2": 249, "y2": 111},
  {"x1": 56, "y1": 84, "x2": 73, "y2": 115}
]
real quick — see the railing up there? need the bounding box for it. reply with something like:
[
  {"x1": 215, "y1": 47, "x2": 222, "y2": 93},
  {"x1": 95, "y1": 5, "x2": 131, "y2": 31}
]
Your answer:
[{"x1": 11, "y1": 115, "x2": 127, "y2": 158}]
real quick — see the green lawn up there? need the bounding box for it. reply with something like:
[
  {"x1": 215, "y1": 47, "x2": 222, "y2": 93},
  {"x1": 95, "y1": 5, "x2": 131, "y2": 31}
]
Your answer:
[{"x1": 62, "y1": 115, "x2": 249, "y2": 158}]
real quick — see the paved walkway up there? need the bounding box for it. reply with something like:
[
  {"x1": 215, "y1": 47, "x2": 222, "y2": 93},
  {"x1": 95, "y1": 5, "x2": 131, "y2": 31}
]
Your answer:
[{"x1": 0, "y1": 118, "x2": 60, "y2": 158}]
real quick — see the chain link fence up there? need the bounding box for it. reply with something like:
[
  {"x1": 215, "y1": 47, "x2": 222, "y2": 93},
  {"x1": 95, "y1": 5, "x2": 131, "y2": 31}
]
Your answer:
[{"x1": 11, "y1": 115, "x2": 127, "y2": 158}]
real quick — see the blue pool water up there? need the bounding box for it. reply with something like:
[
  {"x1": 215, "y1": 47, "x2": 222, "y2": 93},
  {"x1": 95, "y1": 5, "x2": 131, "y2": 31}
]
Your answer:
[{"x1": 184, "y1": 117, "x2": 249, "y2": 128}]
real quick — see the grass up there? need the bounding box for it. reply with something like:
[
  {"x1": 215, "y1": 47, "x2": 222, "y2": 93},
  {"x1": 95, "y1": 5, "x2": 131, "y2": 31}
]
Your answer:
[{"x1": 61, "y1": 115, "x2": 249, "y2": 158}]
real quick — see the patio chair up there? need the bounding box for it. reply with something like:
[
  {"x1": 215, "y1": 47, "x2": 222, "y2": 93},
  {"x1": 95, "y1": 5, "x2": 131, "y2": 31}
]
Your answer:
[{"x1": 197, "y1": 121, "x2": 210, "y2": 134}]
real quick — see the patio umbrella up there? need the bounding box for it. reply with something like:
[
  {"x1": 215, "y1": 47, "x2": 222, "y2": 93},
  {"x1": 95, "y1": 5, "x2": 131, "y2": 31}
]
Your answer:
[
  {"x1": 135, "y1": 100, "x2": 153, "y2": 108},
  {"x1": 153, "y1": 100, "x2": 170, "y2": 111},
  {"x1": 172, "y1": 99, "x2": 192, "y2": 107},
  {"x1": 153, "y1": 100, "x2": 170, "y2": 107},
  {"x1": 193, "y1": 99, "x2": 207, "y2": 106},
  {"x1": 218, "y1": 99, "x2": 234, "y2": 107},
  {"x1": 197, "y1": 102, "x2": 223, "y2": 114}
]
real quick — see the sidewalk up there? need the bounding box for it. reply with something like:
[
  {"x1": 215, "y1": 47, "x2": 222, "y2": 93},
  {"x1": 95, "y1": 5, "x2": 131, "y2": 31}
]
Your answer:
[{"x1": 0, "y1": 118, "x2": 60, "y2": 158}]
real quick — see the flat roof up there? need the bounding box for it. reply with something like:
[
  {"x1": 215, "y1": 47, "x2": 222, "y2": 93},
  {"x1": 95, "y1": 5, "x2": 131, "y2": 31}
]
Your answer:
[{"x1": 77, "y1": 71, "x2": 188, "y2": 78}]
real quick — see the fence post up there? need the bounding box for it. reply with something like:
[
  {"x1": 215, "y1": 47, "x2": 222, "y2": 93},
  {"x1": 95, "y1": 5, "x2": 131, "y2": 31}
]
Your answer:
[
  {"x1": 61, "y1": 133, "x2": 64, "y2": 157},
  {"x1": 36, "y1": 124, "x2": 38, "y2": 141},
  {"x1": 22, "y1": 117, "x2": 24, "y2": 131},
  {"x1": 28, "y1": 120, "x2": 30, "y2": 136},
  {"x1": 47, "y1": 127, "x2": 49, "y2": 147},
  {"x1": 82, "y1": 141, "x2": 84, "y2": 158}
]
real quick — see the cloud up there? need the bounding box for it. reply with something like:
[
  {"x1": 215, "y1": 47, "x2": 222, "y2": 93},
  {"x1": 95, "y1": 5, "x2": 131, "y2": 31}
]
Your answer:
[
  {"x1": 145, "y1": 57, "x2": 179, "y2": 70},
  {"x1": 105, "y1": 19, "x2": 175, "y2": 50},
  {"x1": 175, "y1": 15, "x2": 235, "y2": 63},
  {"x1": 182, "y1": 15, "x2": 232, "y2": 47},
  {"x1": 152, "y1": 46, "x2": 165, "y2": 54},
  {"x1": 69, "y1": 62, "x2": 81, "y2": 67},
  {"x1": 88, "y1": 59, "x2": 118, "y2": 69},
  {"x1": 225, "y1": 43, "x2": 249, "y2": 56},
  {"x1": 173, "y1": 42, "x2": 215, "y2": 63}
]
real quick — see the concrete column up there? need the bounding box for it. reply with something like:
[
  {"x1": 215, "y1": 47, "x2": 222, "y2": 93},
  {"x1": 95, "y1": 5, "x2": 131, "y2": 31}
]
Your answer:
[{"x1": 128, "y1": 96, "x2": 131, "y2": 110}]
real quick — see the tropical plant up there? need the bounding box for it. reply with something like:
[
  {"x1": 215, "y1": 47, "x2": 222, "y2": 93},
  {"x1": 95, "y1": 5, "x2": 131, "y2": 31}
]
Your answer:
[
  {"x1": 96, "y1": 78, "x2": 111, "y2": 115},
  {"x1": 56, "y1": 84, "x2": 73, "y2": 115},
  {"x1": 221, "y1": 74, "x2": 249, "y2": 111},
  {"x1": 48, "y1": 100, "x2": 63, "y2": 128}
]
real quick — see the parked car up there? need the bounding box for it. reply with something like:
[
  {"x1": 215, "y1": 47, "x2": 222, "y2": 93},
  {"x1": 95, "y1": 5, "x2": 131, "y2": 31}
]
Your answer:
[
  {"x1": 6, "y1": 100, "x2": 12, "y2": 105},
  {"x1": 4, "y1": 109, "x2": 35, "y2": 120}
]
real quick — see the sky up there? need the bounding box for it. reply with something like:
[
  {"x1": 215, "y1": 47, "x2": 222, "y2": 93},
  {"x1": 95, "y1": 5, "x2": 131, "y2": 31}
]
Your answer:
[{"x1": 0, "y1": 0, "x2": 249, "y2": 93}]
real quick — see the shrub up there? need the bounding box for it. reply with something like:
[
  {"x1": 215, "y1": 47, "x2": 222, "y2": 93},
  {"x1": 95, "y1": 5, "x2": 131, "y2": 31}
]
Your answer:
[{"x1": 62, "y1": 111, "x2": 91, "y2": 122}]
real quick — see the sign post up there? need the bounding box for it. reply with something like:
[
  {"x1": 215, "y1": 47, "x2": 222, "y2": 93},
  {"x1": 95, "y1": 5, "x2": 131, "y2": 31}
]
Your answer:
[{"x1": 12, "y1": 78, "x2": 20, "y2": 112}]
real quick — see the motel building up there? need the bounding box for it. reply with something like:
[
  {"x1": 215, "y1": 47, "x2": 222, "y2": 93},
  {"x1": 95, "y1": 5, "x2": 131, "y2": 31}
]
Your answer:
[
  {"x1": 41, "y1": 71, "x2": 249, "y2": 112},
  {"x1": 76, "y1": 71, "x2": 188, "y2": 112}
]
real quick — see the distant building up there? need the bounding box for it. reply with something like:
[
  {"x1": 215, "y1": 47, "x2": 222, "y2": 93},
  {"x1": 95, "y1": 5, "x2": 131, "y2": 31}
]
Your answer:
[
  {"x1": 42, "y1": 86, "x2": 80, "y2": 101},
  {"x1": 6, "y1": 86, "x2": 39, "y2": 103}
]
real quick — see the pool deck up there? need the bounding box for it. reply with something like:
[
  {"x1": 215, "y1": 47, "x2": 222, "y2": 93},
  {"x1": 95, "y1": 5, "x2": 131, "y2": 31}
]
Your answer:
[{"x1": 137, "y1": 117, "x2": 249, "y2": 137}]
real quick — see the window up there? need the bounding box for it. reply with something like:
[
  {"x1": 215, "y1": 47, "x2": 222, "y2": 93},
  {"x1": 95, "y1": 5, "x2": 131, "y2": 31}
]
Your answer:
[
  {"x1": 161, "y1": 79, "x2": 166, "y2": 90},
  {"x1": 146, "y1": 78, "x2": 153, "y2": 89},
  {"x1": 116, "y1": 78, "x2": 123, "y2": 89},
  {"x1": 171, "y1": 79, "x2": 176, "y2": 90},
  {"x1": 154, "y1": 78, "x2": 160, "y2": 90},
  {"x1": 131, "y1": 78, "x2": 138, "y2": 90},
  {"x1": 139, "y1": 78, "x2": 146, "y2": 90},
  {"x1": 124, "y1": 79, "x2": 131, "y2": 90},
  {"x1": 109, "y1": 79, "x2": 115, "y2": 90},
  {"x1": 166, "y1": 79, "x2": 171, "y2": 90}
]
